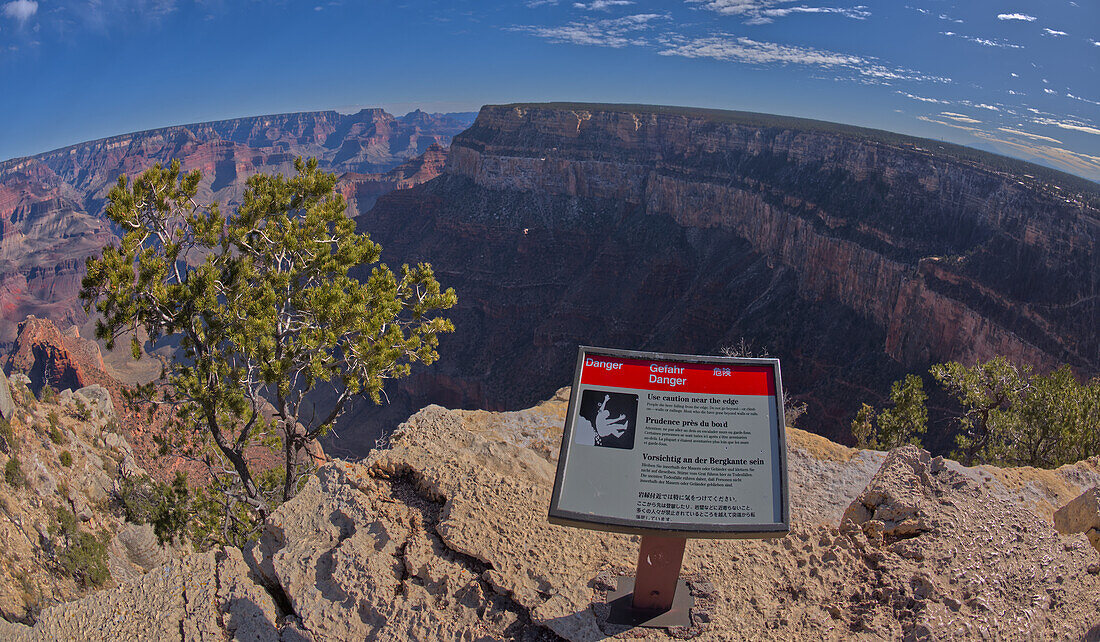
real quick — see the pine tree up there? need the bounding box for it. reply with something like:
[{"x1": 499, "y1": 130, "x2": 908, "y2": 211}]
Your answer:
[{"x1": 81, "y1": 158, "x2": 456, "y2": 545}]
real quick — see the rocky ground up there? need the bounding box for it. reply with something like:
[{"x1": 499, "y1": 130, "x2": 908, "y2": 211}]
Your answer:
[
  {"x1": 0, "y1": 370, "x2": 186, "y2": 623},
  {"x1": 1, "y1": 387, "x2": 1098, "y2": 640}
]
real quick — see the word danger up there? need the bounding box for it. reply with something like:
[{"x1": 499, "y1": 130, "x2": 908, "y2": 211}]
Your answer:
[
  {"x1": 585, "y1": 357, "x2": 623, "y2": 371},
  {"x1": 649, "y1": 363, "x2": 687, "y2": 387}
]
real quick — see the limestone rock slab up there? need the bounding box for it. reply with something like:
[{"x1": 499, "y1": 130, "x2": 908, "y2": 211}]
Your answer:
[{"x1": 1054, "y1": 486, "x2": 1100, "y2": 551}]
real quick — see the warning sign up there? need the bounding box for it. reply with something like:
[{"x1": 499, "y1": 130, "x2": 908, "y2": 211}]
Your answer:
[{"x1": 548, "y1": 347, "x2": 790, "y2": 537}]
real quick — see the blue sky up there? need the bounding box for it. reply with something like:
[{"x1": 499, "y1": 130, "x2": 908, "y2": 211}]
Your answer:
[{"x1": 2, "y1": 1, "x2": 1098, "y2": 180}]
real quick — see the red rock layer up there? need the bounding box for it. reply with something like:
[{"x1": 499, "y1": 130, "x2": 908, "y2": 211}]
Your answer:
[{"x1": 0, "y1": 110, "x2": 474, "y2": 347}]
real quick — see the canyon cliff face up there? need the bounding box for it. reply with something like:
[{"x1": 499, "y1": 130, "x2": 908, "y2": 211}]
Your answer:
[
  {"x1": 349, "y1": 104, "x2": 1099, "y2": 452},
  {"x1": 0, "y1": 109, "x2": 474, "y2": 347}
]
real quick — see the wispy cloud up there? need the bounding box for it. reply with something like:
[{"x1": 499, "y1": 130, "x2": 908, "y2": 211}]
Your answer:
[
  {"x1": 896, "y1": 91, "x2": 950, "y2": 104},
  {"x1": 512, "y1": 13, "x2": 665, "y2": 48},
  {"x1": 1030, "y1": 116, "x2": 1100, "y2": 136},
  {"x1": 940, "y1": 111, "x2": 982, "y2": 124},
  {"x1": 687, "y1": 1, "x2": 869, "y2": 25},
  {"x1": 658, "y1": 35, "x2": 948, "y2": 83},
  {"x1": 573, "y1": 0, "x2": 634, "y2": 10},
  {"x1": 940, "y1": 31, "x2": 1024, "y2": 49},
  {"x1": 996, "y1": 13, "x2": 1036, "y2": 22},
  {"x1": 917, "y1": 115, "x2": 979, "y2": 132},
  {"x1": 2, "y1": 0, "x2": 37, "y2": 22},
  {"x1": 997, "y1": 127, "x2": 1062, "y2": 144},
  {"x1": 1066, "y1": 93, "x2": 1100, "y2": 107},
  {"x1": 1042, "y1": 28, "x2": 1067, "y2": 37},
  {"x1": 981, "y1": 136, "x2": 1100, "y2": 178}
]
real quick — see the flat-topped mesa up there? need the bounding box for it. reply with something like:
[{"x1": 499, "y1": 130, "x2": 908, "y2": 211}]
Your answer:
[{"x1": 446, "y1": 104, "x2": 1097, "y2": 373}]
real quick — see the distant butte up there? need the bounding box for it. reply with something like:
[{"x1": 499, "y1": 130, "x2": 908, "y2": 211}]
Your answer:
[{"x1": 0, "y1": 109, "x2": 475, "y2": 348}]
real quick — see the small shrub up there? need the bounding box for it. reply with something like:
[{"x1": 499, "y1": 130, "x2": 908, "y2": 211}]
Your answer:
[
  {"x1": 18, "y1": 384, "x2": 35, "y2": 407},
  {"x1": 0, "y1": 416, "x2": 12, "y2": 453},
  {"x1": 38, "y1": 386, "x2": 57, "y2": 404},
  {"x1": 46, "y1": 411, "x2": 64, "y2": 445},
  {"x1": 4, "y1": 457, "x2": 25, "y2": 488},
  {"x1": 117, "y1": 475, "x2": 157, "y2": 524},
  {"x1": 60, "y1": 531, "x2": 110, "y2": 588},
  {"x1": 73, "y1": 398, "x2": 91, "y2": 422},
  {"x1": 59, "y1": 450, "x2": 72, "y2": 467},
  {"x1": 49, "y1": 505, "x2": 80, "y2": 540},
  {"x1": 117, "y1": 472, "x2": 191, "y2": 545}
]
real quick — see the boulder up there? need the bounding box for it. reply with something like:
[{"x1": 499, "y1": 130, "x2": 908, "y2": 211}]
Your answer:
[
  {"x1": 74, "y1": 385, "x2": 114, "y2": 420},
  {"x1": 840, "y1": 445, "x2": 936, "y2": 543},
  {"x1": 0, "y1": 369, "x2": 13, "y2": 421},
  {"x1": 1054, "y1": 487, "x2": 1100, "y2": 552},
  {"x1": 108, "y1": 524, "x2": 172, "y2": 584}
]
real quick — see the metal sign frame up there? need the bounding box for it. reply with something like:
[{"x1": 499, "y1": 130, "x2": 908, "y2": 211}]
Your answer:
[{"x1": 548, "y1": 346, "x2": 790, "y2": 538}]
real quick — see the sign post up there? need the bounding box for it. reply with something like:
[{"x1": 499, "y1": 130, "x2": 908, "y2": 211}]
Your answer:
[{"x1": 548, "y1": 347, "x2": 790, "y2": 628}]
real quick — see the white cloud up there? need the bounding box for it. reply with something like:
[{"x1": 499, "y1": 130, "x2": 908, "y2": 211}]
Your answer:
[
  {"x1": 526, "y1": 0, "x2": 559, "y2": 6},
  {"x1": 658, "y1": 35, "x2": 948, "y2": 83},
  {"x1": 1010, "y1": 72, "x2": 1019, "y2": 78},
  {"x1": 1043, "y1": 88, "x2": 1057, "y2": 95},
  {"x1": 997, "y1": 127, "x2": 1062, "y2": 144},
  {"x1": 660, "y1": 35, "x2": 861, "y2": 65},
  {"x1": 917, "y1": 115, "x2": 980, "y2": 132},
  {"x1": 938, "y1": 14, "x2": 963, "y2": 23},
  {"x1": 573, "y1": 0, "x2": 633, "y2": 10},
  {"x1": 997, "y1": 13, "x2": 1036, "y2": 22},
  {"x1": 939, "y1": 31, "x2": 1024, "y2": 49},
  {"x1": 981, "y1": 136, "x2": 1100, "y2": 178},
  {"x1": 972, "y1": 103, "x2": 1000, "y2": 111},
  {"x1": 896, "y1": 91, "x2": 950, "y2": 104},
  {"x1": 1030, "y1": 116, "x2": 1100, "y2": 136},
  {"x1": 1092, "y1": 40, "x2": 1100, "y2": 47},
  {"x1": 512, "y1": 13, "x2": 665, "y2": 48},
  {"x1": 687, "y1": 1, "x2": 869, "y2": 25},
  {"x1": 1066, "y1": 93, "x2": 1100, "y2": 107},
  {"x1": 940, "y1": 111, "x2": 982, "y2": 123},
  {"x1": 1042, "y1": 28, "x2": 1067, "y2": 36},
  {"x1": 2, "y1": 0, "x2": 37, "y2": 22}
]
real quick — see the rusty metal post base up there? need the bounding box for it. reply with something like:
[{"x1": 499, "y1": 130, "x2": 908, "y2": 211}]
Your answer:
[
  {"x1": 606, "y1": 577, "x2": 693, "y2": 628},
  {"x1": 605, "y1": 535, "x2": 693, "y2": 628}
]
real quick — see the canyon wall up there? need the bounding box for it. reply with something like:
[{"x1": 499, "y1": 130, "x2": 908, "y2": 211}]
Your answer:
[
  {"x1": 0, "y1": 109, "x2": 473, "y2": 347},
  {"x1": 348, "y1": 104, "x2": 1099, "y2": 452}
]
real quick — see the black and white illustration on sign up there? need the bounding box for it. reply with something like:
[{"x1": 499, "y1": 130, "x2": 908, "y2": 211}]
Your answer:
[{"x1": 575, "y1": 390, "x2": 638, "y2": 449}]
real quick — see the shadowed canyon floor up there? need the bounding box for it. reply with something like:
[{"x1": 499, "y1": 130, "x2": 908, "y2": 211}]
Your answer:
[{"x1": 3, "y1": 389, "x2": 1098, "y2": 640}]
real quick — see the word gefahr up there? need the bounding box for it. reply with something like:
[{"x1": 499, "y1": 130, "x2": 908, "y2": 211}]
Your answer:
[{"x1": 649, "y1": 363, "x2": 687, "y2": 387}]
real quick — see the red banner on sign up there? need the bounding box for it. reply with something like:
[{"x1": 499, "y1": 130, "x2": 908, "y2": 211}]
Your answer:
[{"x1": 579, "y1": 355, "x2": 775, "y2": 396}]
